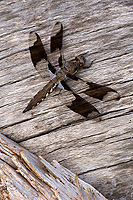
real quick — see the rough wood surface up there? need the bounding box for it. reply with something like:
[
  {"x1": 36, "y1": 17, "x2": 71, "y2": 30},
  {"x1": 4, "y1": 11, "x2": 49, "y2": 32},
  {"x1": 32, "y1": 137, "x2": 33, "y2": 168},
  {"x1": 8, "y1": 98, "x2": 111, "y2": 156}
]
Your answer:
[
  {"x1": 0, "y1": 0, "x2": 132, "y2": 199},
  {"x1": 0, "y1": 133, "x2": 107, "y2": 200}
]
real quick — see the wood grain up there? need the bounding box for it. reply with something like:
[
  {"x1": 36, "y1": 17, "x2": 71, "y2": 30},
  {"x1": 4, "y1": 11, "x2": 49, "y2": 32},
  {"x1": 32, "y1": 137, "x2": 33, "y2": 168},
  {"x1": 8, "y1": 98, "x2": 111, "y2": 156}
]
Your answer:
[
  {"x1": 0, "y1": 0, "x2": 132, "y2": 199},
  {"x1": 1, "y1": 133, "x2": 107, "y2": 200}
]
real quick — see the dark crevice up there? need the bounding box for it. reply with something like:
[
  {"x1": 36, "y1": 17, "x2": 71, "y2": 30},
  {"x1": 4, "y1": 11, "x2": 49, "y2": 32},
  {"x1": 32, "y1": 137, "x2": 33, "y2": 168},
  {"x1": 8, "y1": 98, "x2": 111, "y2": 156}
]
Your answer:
[
  {"x1": 16, "y1": 107, "x2": 132, "y2": 143},
  {"x1": 46, "y1": 130, "x2": 132, "y2": 155},
  {"x1": 101, "y1": 107, "x2": 132, "y2": 120},
  {"x1": 66, "y1": 21, "x2": 133, "y2": 38},
  {"x1": 1, "y1": 117, "x2": 38, "y2": 130},
  {"x1": 42, "y1": 131, "x2": 108, "y2": 154},
  {"x1": 84, "y1": 49, "x2": 133, "y2": 63},
  {"x1": 108, "y1": 137, "x2": 133, "y2": 144},
  {"x1": 118, "y1": 79, "x2": 133, "y2": 85},
  {"x1": 17, "y1": 118, "x2": 88, "y2": 143},
  {"x1": 0, "y1": 26, "x2": 35, "y2": 38},
  {"x1": 78, "y1": 160, "x2": 133, "y2": 175},
  {"x1": 90, "y1": 135, "x2": 132, "y2": 146},
  {"x1": 0, "y1": 47, "x2": 28, "y2": 60},
  {"x1": 0, "y1": 74, "x2": 36, "y2": 88},
  {"x1": 82, "y1": 130, "x2": 132, "y2": 146},
  {"x1": 103, "y1": 109, "x2": 133, "y2": 121},
  {"x1": 0, "y1": 47, "x2": 11, "y2": 53}
]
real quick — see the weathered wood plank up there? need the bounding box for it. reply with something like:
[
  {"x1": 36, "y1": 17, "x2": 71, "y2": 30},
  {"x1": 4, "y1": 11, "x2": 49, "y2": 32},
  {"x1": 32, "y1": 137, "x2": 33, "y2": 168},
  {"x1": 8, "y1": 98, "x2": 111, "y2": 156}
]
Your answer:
[
  {"x1": 1, "y1": 133, "x2": 107, "y2": 200},
  {"x1": 0, "y1": 0, "x2": 132, "y2": 199}
]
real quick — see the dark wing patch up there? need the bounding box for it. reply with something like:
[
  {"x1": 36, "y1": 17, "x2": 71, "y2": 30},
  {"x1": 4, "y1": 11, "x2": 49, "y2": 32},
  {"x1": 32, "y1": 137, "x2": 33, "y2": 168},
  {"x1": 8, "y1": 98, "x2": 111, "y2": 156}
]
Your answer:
[
  {"x1": 67, "y1": 93, "x2": 100, "y2": 119},
  {"x1": 29, "y1": 32, "x2": 47, "y2": 67},
  {"x1": 48, "y1": 62, "x2": 56, "y2": 74},
  {"x1": 66, "y1": 73, "x2": 120, "y2": 101},
  {"x1": 29, "y1": 31, "x2": 57, "y2": 78},
  {"x1": 84, "y1": 82, "x2": 120, "y2": 101},
  {"x1": 58, "y1": 56, "x2": 63, "y2": 67},
  {"x1": 61, "y1": 81, "x2": 100, "y2": 119},
  {"x1": 51, "y1": 22, "x2": 63, "y2": 53}
]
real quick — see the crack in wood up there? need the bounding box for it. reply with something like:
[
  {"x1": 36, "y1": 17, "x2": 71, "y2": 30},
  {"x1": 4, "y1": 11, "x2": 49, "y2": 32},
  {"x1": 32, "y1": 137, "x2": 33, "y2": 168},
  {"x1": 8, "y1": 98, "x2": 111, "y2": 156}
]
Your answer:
[{"x1": 78, "y1": 160, "x2": 133, "y2": 175}]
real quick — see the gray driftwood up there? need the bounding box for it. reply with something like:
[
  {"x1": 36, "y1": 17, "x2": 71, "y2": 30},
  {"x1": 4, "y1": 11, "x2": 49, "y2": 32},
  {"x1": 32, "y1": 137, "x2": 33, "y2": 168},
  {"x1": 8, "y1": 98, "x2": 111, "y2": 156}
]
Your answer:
[
  {"x1": 0, "y1": 133, "x2": 107, "y2": 200},
  {"x1": 0, "y1": 0, "x2": 132, "y2": 199}
]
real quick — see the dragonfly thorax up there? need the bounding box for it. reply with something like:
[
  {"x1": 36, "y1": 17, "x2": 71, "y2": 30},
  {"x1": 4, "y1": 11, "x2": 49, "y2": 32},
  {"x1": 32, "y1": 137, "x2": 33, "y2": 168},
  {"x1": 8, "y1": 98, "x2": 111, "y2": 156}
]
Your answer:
[{"x1": 63, "y1": 55, "x2": 86, "y2": 75}]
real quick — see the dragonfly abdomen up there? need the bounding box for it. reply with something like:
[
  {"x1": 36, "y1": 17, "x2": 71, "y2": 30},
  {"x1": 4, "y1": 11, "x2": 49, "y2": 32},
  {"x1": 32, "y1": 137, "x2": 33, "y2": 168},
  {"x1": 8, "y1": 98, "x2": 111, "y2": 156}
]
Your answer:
[{"x1": 23, "y1": 77, "x2": 59, "y2": 113}]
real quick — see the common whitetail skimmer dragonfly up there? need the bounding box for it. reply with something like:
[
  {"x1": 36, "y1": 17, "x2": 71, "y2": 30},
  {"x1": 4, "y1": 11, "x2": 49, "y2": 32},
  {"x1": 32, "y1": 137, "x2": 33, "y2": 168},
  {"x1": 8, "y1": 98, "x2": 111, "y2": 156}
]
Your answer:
[{"x1": 23, "y1": 22, "x2": 120, "y2": 119}]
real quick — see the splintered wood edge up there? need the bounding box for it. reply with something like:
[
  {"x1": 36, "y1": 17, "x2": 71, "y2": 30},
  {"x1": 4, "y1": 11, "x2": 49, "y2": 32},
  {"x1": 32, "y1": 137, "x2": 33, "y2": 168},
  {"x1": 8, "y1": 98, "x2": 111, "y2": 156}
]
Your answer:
[{"x1": 0, "y1": 133, "x2": 107, "y2": 200}]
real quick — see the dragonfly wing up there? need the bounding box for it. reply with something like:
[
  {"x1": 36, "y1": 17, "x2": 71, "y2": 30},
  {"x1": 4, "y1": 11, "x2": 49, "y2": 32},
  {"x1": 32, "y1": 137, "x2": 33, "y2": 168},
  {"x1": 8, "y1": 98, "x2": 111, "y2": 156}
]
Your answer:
[
  {"x1": 29, "y1": 31, "x2": 56, "y2": 79},
  {"x1": 61, "y1": 81, "x2": 100, "y2": 119},
  {"x1": 84, "y1": 82, "x2": 120, "y2": 101}
]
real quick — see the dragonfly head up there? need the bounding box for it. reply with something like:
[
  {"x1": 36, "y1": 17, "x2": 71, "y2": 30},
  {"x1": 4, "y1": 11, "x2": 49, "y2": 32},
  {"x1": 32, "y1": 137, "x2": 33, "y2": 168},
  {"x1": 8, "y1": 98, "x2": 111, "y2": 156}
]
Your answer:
[{"x1": 75, "y1": 55, "x2": 86, "y2": 68}]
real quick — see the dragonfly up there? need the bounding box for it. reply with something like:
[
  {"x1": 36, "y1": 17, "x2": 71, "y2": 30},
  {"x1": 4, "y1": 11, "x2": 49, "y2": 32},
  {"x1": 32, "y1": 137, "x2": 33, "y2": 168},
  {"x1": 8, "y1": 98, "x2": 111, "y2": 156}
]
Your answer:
[{"x1": 23, "y1": 22, "x2": 120, "y2": 119}]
